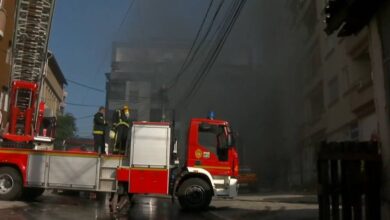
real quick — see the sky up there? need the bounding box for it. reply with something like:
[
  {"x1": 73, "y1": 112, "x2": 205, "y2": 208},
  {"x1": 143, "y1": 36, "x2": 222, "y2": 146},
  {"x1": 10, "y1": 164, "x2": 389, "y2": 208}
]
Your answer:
[
  {"x1": 49, "y1": 0, "x2": 130, "y2": 137},
  {"x1": 49, "y1": 0, "x2": 207, "y2": 137}
]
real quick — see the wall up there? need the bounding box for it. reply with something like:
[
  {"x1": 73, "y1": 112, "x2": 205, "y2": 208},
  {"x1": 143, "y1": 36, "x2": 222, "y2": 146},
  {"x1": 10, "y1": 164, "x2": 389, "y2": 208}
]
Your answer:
[
  {"x1": 374, "y1": 1, "x2": 390, "y2": 217},
  {"x1": 0, "y1": 0, "x2": 15, "y2": 127},
  {"x1": 41, "y1": 57, "x2": 66, "y2": 117}
]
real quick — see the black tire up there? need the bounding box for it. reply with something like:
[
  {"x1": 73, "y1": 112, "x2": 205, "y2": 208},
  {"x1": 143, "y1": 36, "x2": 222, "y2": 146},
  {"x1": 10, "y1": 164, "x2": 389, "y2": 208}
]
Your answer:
[
  {"x1": 0, "y1": 167, "x2": 23, "y2": 200},
  {"x1": 22, "y1": 187, "x2": 45, "y2": 200},
  {"x1": 177, "y1": 178, "x2": 212, "y2": 211}
]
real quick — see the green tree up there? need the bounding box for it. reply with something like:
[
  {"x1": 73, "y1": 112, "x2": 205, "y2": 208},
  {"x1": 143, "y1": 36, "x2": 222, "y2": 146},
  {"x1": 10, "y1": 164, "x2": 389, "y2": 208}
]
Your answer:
[{"x1": 56, "y1": 113, "x2": 77, "y2": 143}]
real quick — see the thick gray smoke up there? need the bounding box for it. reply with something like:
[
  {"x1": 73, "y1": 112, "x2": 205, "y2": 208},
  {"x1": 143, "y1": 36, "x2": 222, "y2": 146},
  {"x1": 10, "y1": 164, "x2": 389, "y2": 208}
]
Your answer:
[{"x1": 119, "y1": 0, "x2": 301, "y2": 189}]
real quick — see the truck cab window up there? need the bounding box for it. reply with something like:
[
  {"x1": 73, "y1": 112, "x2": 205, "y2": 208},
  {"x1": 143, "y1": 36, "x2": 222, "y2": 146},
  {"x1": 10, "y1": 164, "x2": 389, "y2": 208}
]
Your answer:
[
  {"x1": 198, "y1": 125, "x2": 228, "y2": 161},
  {"x1": 198, "y1": 128, "x2": 217, "y2": 155}
]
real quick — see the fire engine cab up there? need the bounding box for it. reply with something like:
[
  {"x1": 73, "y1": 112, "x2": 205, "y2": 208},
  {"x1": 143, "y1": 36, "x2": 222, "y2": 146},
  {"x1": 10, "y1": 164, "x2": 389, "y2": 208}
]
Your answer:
[{"x1": 0, "y1": 118, "x2": 239, "y2": 211}]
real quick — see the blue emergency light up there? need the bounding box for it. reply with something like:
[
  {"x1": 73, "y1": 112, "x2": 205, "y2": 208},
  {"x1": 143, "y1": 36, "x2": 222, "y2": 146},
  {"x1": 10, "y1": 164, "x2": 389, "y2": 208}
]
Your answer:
[{"x1": 208, "y1": 111, "x2": 215, "y2": 120}]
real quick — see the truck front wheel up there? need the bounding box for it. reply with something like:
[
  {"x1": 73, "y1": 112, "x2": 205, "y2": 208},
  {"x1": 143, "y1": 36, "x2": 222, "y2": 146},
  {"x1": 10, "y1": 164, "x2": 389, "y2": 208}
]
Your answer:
[
  {"x1": 0, "y1": 167, "x2": 22, "y2": 200},
  {"x1": 177, "y1": 178, "x2": 212, "y2": 211}
]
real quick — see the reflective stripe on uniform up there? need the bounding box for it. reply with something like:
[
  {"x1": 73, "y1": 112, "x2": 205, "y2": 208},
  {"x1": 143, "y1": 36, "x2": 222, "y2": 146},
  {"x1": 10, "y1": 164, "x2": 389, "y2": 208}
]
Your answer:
[
  {"x1": 93, "y1": 130, "x2": 104, "y2": 135},
  {"x1": 117, "y1": 121, "x2": 129, "y2": 127}
]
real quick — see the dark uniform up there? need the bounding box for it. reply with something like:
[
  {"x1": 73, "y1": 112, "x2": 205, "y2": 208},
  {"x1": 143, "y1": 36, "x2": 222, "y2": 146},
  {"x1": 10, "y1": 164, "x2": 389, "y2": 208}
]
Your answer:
[
  {"x1": 112, "y1": 109, "x2": 131, "y2": 154},
  {"x1": 93, "y1": 111, "x2": 106, "y2": 153}
]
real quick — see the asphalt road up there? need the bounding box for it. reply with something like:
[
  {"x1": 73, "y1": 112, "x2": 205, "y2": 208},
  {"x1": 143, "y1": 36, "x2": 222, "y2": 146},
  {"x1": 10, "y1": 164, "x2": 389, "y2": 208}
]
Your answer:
[
  {"x1": 0, "y1": 191, "x2": 318, "y2": 220},
  {"x1": 0, "y1": 191, "x2": 221, "y2": 220}
]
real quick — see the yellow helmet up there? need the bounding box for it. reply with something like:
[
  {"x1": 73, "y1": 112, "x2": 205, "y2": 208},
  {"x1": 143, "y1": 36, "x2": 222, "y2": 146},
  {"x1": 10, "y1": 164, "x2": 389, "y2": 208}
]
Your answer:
[{"x1": 123, "y1": 105, "x2": 130, "y2": 115}]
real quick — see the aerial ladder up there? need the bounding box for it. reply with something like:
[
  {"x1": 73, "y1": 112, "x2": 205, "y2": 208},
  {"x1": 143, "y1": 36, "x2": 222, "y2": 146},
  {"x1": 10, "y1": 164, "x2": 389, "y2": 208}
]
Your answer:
[{"x1": 2, "y1": 0, "x2": 56, "y2": 145}]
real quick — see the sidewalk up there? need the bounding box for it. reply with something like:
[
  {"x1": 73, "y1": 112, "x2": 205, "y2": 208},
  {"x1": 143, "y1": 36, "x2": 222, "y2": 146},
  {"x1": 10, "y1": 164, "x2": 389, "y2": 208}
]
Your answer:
[
  {"x1": 235, "y1": 193, "x2": 318, "y2": 204},
  {"x1": 208, "y1": 193, "x2": 318, "y2": 220}
]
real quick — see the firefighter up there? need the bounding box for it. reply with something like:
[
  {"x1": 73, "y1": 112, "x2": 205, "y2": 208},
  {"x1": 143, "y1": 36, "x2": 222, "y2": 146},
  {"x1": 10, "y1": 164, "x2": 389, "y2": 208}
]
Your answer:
[
  {"x1": 111, "y1": 105, "x2": 132, "y2": 154},
  {"x1": 93, "y1": 106, "x2": 107, "y2": 154}
]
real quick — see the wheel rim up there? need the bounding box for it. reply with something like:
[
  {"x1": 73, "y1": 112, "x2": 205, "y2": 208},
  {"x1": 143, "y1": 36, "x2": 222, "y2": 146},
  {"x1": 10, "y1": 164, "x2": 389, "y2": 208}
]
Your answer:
[
  {"x1": 0, "y1": 174, "x2": 14, "y2": 195},
  {"x1": 184, "y1": 185, "x2": 205, "y2": 205}
]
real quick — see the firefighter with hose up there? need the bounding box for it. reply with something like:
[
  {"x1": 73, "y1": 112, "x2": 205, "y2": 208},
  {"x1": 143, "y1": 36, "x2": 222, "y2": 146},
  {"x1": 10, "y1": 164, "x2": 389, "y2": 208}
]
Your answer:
[{"x1": 110, "y1": 105, "x2": 132, "y2": 154}]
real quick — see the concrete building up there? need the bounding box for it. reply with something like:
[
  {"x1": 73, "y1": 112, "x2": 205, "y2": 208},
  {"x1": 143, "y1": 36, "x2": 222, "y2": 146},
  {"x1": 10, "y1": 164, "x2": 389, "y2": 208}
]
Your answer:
[
  {"x1": 106, "y1": 41, "x2": 188, "y2": 122},
  {"x1": 41, "y1": 52, "x2": 67, "y2": 117},
  {"x1": 287, "y1": 0, "x2": 381, "y2": 186},
  {"x1": 373, "y1": 1, "x2": 390, "y2": 217},
  {"x1": 0, "y1": 0, "x2": 16, "y2": 127},
  {"x1": 288, "y1": 0, "x2": 390, "y2": 217}
]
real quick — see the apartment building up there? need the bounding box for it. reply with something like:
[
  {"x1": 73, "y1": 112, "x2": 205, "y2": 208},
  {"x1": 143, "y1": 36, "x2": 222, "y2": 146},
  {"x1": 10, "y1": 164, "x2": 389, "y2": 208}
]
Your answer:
[
  {"x1": 106, "y1": 41, "x2": 188, "y2": 122},
  {"x1": 0, "y1": 0, "x2": 16, "y2": 127},
  {"x1": 288, "y1": 0, "x2": 390, "y2": 217},
  {"x1": 41, "y1": 52, "x2": 67, "y2": 117},
  {"x1": 288, "y1": 0, "x2": 381, "y2": 186}
]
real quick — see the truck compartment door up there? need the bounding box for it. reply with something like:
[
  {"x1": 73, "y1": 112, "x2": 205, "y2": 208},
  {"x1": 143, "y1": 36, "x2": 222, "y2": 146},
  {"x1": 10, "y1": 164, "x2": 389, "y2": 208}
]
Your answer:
[
  {"x1": 48, "y1": 156, "x2": 98, "y2": 189},
  {"x1": 129, "y1": 168, "x2": 168, "y2": 194}
]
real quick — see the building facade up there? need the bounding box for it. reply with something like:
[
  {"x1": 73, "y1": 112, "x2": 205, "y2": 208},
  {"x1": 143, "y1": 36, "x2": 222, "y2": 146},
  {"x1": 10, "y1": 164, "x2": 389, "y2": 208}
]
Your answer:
[
  {"x1": 287, "y1": 0, "x2": 381, "y2": 186},
  {"x1": 374, "y1": 1, "x2": 390, "y2": 217},
  {"x1": 0, "y1": 0, "x2": 16, "y2": 127},
  {"x1": 288, "y1": 0, "x2": 390, "y2": 217},
  {"x1": 106, "y1": 41, "x2": 188, "y2": 122},
  {"x1": 41, "y1": 52, "x2": 67, "y2": 117}
]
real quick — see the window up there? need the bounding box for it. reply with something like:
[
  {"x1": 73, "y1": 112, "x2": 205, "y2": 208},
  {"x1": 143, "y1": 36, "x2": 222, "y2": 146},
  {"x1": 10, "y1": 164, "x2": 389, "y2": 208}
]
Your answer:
[
  {"x1": 0, "y1": 92, "x2": 3, "y2": 110},
  {"x1": 128, "y1": 90, "x2": 139, "y2": 103},
  {"x1": 5, "y1": 41, "x2": 11, "y2": 64},
  {"x1": 4, "y1": 93, "x2": 9, "y2": 112},
  {"x1": 353, "y1": 51, "x2": 372, "y2": 85},
  {"x1": 109, "y1": 81, "x2": 125, "y2": 101},
  {"x1": 198, "y1": 124, "x2": 228, "y2": 161},
  {"x1": 309, "y1": 84, "x2": 324, "y2": 124},
  {"x1": 328, "y1": 76, "x2": 339, "y2": 106},
  {"x1": 350, "y1": 122, "x2": 359, "y2": 141},
  {"x1": 340, "y1": 66, "x2": 351, "y2": 94}
]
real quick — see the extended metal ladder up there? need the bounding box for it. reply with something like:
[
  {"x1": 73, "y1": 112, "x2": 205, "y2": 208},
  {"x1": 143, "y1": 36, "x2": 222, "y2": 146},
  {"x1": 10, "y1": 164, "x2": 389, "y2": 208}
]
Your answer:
[
  {"x1": 3, "y1": 0, "x2": 56, "y2": 142},
  {"x1": 11, "y1": 0, "x2": 55, "y2": 83}
]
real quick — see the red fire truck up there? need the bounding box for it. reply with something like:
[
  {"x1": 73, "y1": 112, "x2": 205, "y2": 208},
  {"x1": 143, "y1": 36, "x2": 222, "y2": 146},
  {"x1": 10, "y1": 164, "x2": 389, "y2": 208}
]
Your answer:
[{"x1": 0, "y1": 119, "x2": 239, "y2": 210}]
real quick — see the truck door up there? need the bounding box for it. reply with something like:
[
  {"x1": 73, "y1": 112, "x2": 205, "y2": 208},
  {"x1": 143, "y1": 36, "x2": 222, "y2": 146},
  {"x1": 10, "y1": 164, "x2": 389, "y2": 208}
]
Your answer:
[{"x1": 188, "y1": 122, "x2": 233, "y2": 176}]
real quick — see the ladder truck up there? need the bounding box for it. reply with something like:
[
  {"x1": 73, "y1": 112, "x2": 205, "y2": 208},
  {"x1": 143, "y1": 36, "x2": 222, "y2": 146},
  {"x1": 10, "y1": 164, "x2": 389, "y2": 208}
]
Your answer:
[{"x1": 0, "y1": 0, "x2": 240, "y2": 211}]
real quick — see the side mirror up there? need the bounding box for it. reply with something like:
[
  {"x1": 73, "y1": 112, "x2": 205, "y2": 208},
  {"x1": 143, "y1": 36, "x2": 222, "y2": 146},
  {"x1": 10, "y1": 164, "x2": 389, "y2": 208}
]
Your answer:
[{"x1": 227, "y1": 132, "x2": 235, "y2": 147}]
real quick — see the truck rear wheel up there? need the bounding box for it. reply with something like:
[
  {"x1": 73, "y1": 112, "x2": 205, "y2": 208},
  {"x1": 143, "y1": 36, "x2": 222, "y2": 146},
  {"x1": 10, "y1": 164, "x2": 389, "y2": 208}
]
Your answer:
[
  {"x1": 22, "y1": 187, "x2": 45, "y2": 200},
  {"x1": 177, "y1": 178, "x2": 212, "y2": 211},
  {"x1": 0, "y1": 167, "x2": 22, "y2": 200}
]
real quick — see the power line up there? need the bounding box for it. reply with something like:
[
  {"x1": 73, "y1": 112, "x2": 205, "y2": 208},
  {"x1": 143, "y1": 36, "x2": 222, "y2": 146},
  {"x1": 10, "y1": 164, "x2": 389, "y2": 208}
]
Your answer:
[
  {"x1": 167, "y1": 0, "x2": 217, "y2": 89},
  {"x1": 66, "y1": 102, "x2": 101, "y2": 108},
  {"x1": 94, "y1": 0, "x2": 137, "y2": 77},
  {"x1": 66, "y1": 79, "x2": 105, "y2": 93},
  {"x1": 177, "y1": 0, "x2": 247, "y2": 108},
  {"x1": 76, "y1": 114, "x2": 94, "y2": 120},
  {"x1": 188, "y1": 1, "x2": 246, "y2": 101}
]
